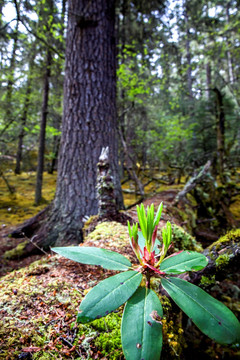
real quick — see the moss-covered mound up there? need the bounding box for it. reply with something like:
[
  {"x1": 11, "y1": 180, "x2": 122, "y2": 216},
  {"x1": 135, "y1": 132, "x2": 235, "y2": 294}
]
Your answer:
[
  {"x1": 0, "y1": 221, "x2": 186, "y2": 359},
  {"x1": 1, "y1": 221, "x2": 239, "y2": 360}
]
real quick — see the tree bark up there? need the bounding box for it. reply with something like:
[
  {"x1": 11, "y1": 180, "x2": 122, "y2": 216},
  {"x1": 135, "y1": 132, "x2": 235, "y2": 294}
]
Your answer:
[
  {"x1": 96, "y1": 147, "x2": 118, "y2": 218},
  {"x1": 48, "y1": 0, "x2": 66, "y2": 175},
  {"x1": 205, "y1": 62, "x2": 211, "y2": 101},
  {"x1": 19, "y1": 0, "x2": 124, "y2": 249},
  {"x1": 181, "y1": 232, "x2": 240, "y2": 287}
]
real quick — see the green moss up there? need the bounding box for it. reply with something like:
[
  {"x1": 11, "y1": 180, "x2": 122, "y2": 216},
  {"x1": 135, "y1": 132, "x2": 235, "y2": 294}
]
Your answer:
[
  {"x1": 200, "y1": 275, "x2": 216, "y2": 287},
  {"x1": 215, "y1": 254, "x2": 230, "y2": 268},
  {"x1": 208, "y1": 228, "x2": 240, "y2": 251},
  {"x1": 160, "y1": 294, "x2": 186, "y2": 359},
  {"x1": 91, "y1": 312, "x2": 122, "y2": 359},
  {"x1": 85, "y1": 221, "x2": 130, "y2": 252},
  {"x1": 0, "y1": 171, "x2": 56, "y2": 227},
  {"x1": 172, "y1": 224, "x2": 202, "y2": 252},
  {"x1": 3, "y1": 240, "x2": 28, "y2": 259},
  {"x1": 0, "y1": 256, "x2": 82, "y2": 359},
  {"x1": 32, "y1": 354, "x2": 55, "y2": 360}
]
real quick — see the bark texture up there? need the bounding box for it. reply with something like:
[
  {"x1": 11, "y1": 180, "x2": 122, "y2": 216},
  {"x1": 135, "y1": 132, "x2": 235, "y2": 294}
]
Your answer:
[
  {"x1": 47, "y1": 0, "x2": 123, "y2": 245},
  {"x1": 8, "y1": 0, "x2": 124, "y2": 252}
]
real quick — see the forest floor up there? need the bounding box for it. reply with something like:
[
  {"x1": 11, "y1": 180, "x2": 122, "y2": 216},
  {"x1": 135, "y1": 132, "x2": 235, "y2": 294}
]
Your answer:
[
  {"x1": 0, "y1": 188, "x2": 178, "y2": 278},
  {"x1": 0, "y1": 172, "x2": 240, "y2": 359},
  {"x1": 0, "y1": 171, "x2": 182, "y2": 277},
  {"x1": 0, "y1": 187, "x2": 183, "y2": 360}
]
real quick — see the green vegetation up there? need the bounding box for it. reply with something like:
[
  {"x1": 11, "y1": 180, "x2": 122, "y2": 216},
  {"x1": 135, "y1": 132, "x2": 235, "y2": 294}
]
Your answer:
[{"x1": 52, "y1": 204, "x2": 240, "y2": 360}]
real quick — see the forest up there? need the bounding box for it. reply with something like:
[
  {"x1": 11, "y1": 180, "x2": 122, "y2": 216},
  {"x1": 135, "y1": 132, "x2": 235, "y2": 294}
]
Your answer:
[{"x1": 0, "y1": 0, "x2": 240, "y2": 359}]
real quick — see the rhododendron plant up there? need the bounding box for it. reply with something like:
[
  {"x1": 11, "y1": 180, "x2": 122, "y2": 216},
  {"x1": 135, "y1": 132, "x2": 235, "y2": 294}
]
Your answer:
[{"x1": 53, "y1": 203, "x2": 240, "y2": 360}]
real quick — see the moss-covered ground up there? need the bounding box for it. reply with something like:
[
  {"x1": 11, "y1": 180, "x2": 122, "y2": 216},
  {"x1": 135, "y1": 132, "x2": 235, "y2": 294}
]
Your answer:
[
  {"x1": 0, "y1": 223, "x2": 130, "y2": 360},
  {"x1": 0, "y1": 172, "x2": 57, "y2": 227},
  {"x1": 0, "y1": 171, "x2": 240, "y2": 359},
  {"x1": 0, "y1": 171, "x2": 184, "y2": 228},
  {"x1": 0, "y1": 220, "x2": 189, "y2": 360}
]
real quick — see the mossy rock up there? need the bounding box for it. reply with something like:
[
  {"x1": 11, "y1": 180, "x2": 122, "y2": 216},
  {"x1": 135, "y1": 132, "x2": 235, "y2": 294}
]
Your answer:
[{"x1": 85, "y1": 221, "x2": 130, "y2": 249}]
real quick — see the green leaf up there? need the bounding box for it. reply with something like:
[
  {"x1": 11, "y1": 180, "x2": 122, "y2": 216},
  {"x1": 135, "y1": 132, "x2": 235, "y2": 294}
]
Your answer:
[
  {"x1": 122, "y1": 287, "x2": 163, "y2": 360},
  {"x1": 52, "y1": 246, "x2": 132, "y2": 271},
  {"x1": 161, "y1": 277, "x2": 240, "y2": 344},
  {"x1": 77, "y1": 271, "x2": 142, "y2": 323},
  {"x1": 153, "y1": 202, "x2": 163, "y2": 228},
  {"x1": 137, "y1": 204, "x2": 147, "y2": 240},
  {"x1": 160, "y1": 251, "x2": 208, "y2": 274}
]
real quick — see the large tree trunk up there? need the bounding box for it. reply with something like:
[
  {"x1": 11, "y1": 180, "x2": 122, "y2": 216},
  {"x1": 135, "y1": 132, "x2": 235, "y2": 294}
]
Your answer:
[
  {"x1": 48, "y1": 0, "x2": 66, "y2": 174},
  {"x1": 49, "y1": 0, "x2": 123, "y2": 245},
  {"x1": 11, "y1": 0, "x2": 124, "y2": 252}
]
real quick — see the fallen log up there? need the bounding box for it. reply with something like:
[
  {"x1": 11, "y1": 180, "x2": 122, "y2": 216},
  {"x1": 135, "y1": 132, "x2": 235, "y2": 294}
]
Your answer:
[
  {"x1": 179, "y1": 229, "x2": 240, "y2": 286},
  {"x1": 173, "y1": 160, "x2": 211, "y2": 205}
]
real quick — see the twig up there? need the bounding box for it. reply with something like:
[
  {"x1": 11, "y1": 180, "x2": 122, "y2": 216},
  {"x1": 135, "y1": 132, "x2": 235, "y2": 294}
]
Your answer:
[
  {"x1": 21, "y1": 233, "x2": 49, "y2": 255},
  {"x1": 59, "y1": 336, "x2": 81, "y2": 357}
]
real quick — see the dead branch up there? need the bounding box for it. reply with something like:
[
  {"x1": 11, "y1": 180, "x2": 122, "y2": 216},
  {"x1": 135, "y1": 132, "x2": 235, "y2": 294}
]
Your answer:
[{"x1": 173, "y1": 160, "x2": 211, "y2": 205}]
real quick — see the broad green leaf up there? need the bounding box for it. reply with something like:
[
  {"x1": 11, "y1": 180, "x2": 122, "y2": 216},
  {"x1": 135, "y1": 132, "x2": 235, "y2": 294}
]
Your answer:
[
  {"x1": 160, "y1": 251, "x2": 208, "y2": 274},
  {"x1": 138, "y1": 231, "x2": 161, "y2": 255},
  {"x1": 52, "y1": 246, "x2": 132, "y2": 271},
  {"x1": 161, "y1": 277, "x2": 240, "y2": 344},
  {"x1": 77, "y1": 270, "x2": 142, "y2": 323},
  {"x1": 122, "y1": 287, "x2": 163, "y2": 360}
]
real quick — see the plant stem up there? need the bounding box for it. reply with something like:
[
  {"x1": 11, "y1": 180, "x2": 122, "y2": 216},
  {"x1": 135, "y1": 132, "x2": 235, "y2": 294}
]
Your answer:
[{"x1": 146, "y1": 271, "x2": 151, "y2": 289}]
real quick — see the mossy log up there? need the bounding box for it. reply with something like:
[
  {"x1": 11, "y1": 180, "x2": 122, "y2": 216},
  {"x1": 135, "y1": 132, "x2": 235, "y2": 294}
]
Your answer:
[{"x1": 179, "y1": 229, "x2": 240, "y2": 286}]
